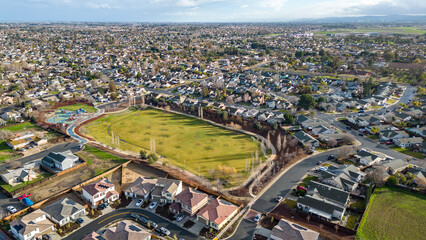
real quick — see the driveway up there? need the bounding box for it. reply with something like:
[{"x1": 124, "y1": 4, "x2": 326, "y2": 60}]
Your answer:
[{"x1": 63, "y1": 208, "x2": 199, "y2": 240}]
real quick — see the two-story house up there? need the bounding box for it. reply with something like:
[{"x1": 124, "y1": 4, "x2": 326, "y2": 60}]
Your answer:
[
  {"x1": 10, "y1": 209, "x2": 55, "y2": 240},
  {"x1": 41, "y1": 150, "x2": 79, "y2": 171},
  {"x1": 169, "y1": 188, "x2": 208, "y2": 216},
  {"x1": 124, "y1": 177, "x2": 182, "y2": 204},
  {"x1": 196, "y1": 198, "x2": 239, "y2": 230},
  {"x1": 82, "y1": 178, "x2": 119, "y2": 208}
]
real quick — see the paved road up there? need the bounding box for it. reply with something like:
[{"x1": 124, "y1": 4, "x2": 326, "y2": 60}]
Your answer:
[
  {"x1": 0, "y1": 142, "x2": 80, "y2": 173},
  {"x1": 229, "y1": 150, "x2": 338, "y2": 240},
  {"x1": 230, "y1": 86, "x2": 420, "y2": 239},
  {"x1": 63, "y1": 208, "x2": 198, "y2": 240}
]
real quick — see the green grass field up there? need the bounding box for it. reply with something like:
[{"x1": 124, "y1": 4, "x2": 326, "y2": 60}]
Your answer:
[
  {"x1": 84, "y1": 108, "x2": 262, "y2": 186},
  {"x1": 357, "y1": 187, "x2": 426, "y2": 240},
  {"x1": 57, "y1": 103, "x2": 97, "y2": 113},
  {"x1": 390, "y1": 146, "x2": 426, "y2": 159},
  {"x1": 315, "y1": 27, "x2": 426, "y2": 35},
  {"x1": 0, "y1": 122, "x2": 39, "y2": 132}
]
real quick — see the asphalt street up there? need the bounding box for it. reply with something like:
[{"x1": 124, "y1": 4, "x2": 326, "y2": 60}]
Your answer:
[
  {"x1": 230, "y1": 85, "x2": 420, "y2": 240},
  {"x1": 0, "y1": 142, "x2": 81, "y2": 173},
  {"x1": 63, "y1": 208, "x2": 198, "y2": 240}
]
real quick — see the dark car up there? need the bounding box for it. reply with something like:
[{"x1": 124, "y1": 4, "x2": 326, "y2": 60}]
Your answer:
[
  {"x1": 139, "y1": 216, "x2": 148, "y2": 224},
  {"x1": 42, "y1": 235, "x2": 51, "y2": 240},
  {"x1": 346, "y1": 126, "x2": 352, "y2": 130},
  {"x1": 316, "y1": 161, "x2": 323, "y2": 165},
  {"x1": 176, "y1": 213, "x2": 185, "y2": 222},
  {"x1": 76, "y1": 218, "x2": 84, "y2": 224},
  {"x1": 98, "y1": 204, "x2": 105, "y2": 210},
  {"x1": 359, "y1": 133, "x2": 364, "y2": 136},
  {"x1": 328, "y1": 155, "x2": 336, "y2": 160}
]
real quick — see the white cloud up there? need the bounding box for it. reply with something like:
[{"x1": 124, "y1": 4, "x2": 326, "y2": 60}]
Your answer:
[
  {"x1": 87, "y1": 2, "x2": 113, "y2": 9},
  {"x1": 261, "y1": 0, "x2": 288, "y2": 10}
]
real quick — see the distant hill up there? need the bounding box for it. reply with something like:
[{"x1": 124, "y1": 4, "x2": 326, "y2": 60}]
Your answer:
[{"x1": 293, "y1": 15, "x2": 426, "y2": 24}]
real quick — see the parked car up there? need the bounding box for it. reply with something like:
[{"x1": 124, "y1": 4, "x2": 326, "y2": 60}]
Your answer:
[
  {"x1": 275, "y1": 196, "x2": 282, "y2": 202},
  {"x1": 358, "y1": 110, "x2": 364, "y2": 113},
  {"x1": 148, "y1": 220, "x2": 158, "y2": 228},
  {"x1": 328, "y1": 155, "x2": 336, "y2": 160},
  {"x1": 297, "y1": 186, "x2": 308, "y2": 191},
  {"x1": 316, "y1": 161, "x2": 323, "y2": 165},
  {"x1": 149, "y1": 201, "x2": 158, "y2": 209},
  {"x1": 139, "y1": 216, "x2": 148, "y2": 224},
  {"x1": 359, "y1": 133, "x2": 364, "y2": 136},
  {"x1": 254, "y1": 213, "x2": 261, "y2": 223},
  {"x1": 386, "y1": 141, "x2": 393, "y2": 145},
  {"x1": 160, "y1": 227, "x2": 170, "y2": 236},
  {"x1": 136, "y1": 199, "x2": 143, "y2": 207},
  {"x1": 7, "y1": 206, "x2": 17, "y2": 214},
  {"x1": 318, "y1": 166, "x2": 328, "y2": 171},
  {"x1": 76, "y1": 218, "x2": 84, "y2": 224},
  {"x1": 98, "y1": 204, "x2": 105, "y2": 210},
  {"x1": 346, "y1": 126, "x2": 352, "y2": 130},
  {"x1": 103, "y1": 202, "x2": 109, "y2": 207},
  {"x1": 42, "y1": 235, "x2": 51, "y2": 240},
  {"x1": 176, "y1": 213, "x2": 185, "y2": 222}
]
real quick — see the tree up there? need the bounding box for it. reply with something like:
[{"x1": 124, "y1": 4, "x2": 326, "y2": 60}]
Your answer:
[
  {"x1": 386, "y1": 175, "x2": 398, "y2": 185},
  {"x1": 202, "y1": 86, "x2": 209, "y2": 98},
  {"x1": 317, "y1": 96, "x2": 326, "y2": 103},
  {"x1": 338, "y1": 146, "x2": 353, "y2": 159},
  {"x1": 319, "y1": 48, "x2": 326, "y2": 57},
  {"x1": 371, "y1": 126, "x2": 379, "y2": 135},
  {"x1": 148, "y1": 153, "x2": 158, "y2": 164},
  {"x1": 327, "y1": 138, "x2": 337, "y2": 148},
  {"x1": 136, "y1": 72, "x2": 143, "y2": 79},
  {"x1": 140, "y1": 150, "x2": 148, "y2": 159},
  {"x1": 109, "y1": 81, "x2": 117, "y2": 92},
  {"x1": 253, "y1": 121, "x2": 262, "y2": 130},
  {"x1": 383, "y1": 49, "x2": 395, "y2": 62},
  {"x1": 298, "y1": 94, "x2": 317, "y2": 110},
  {"x1": 283, "y1": 113, "x2": 294, "y2": 124},
  {"x1": 342, "y1": 134, "x2": 355, "y2": 145}
]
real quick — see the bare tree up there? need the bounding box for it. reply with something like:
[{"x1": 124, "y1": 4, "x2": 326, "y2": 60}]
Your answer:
[
  {"x1": 368, "y1": 168, "x2": 386, "y2": 187},
  {"x1": 342, "y1": 134, "x2": 356, "y2": 145},
  {"x1": 327, "y1": 138, "x2": 338, "y2": 148},
  {"x1": 338, "y1": 146, "x2": 354, "y2": 159},
  {"x1": 0, "y1": 130, "x2": 13, "y2": 140}
]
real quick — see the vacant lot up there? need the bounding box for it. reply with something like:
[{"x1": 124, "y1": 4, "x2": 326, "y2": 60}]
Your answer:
[
  {"x1": 56, "y1": 103, "x2": 97, "y2": 113},
  {"x1": 84, "y1": 108, "x2": 262, "y2": 186},
  {"x1": 357, "y1": 187, "x2": 426, "y2": 240}
]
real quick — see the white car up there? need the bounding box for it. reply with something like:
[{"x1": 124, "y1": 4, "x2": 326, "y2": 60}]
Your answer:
[
  {"x1": 7, "y1": 206, "x2": 17, "y2": 214},
  {"x1": 148, "y1": 201, "x2": 158, "y2": 209},
  {"x1": 136, "y1": 199, "x2": 143, "y2": 207}
]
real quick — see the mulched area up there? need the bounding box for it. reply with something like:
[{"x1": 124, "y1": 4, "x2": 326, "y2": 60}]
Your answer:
[
  {"x1": 57, "y1": 222, "x2": 80, "y2": 236},
  {"x1": 155, "y1": 204, "x2": 176, "y2": 221},
  {"x1": 183, "y1": 220, "x2": 195, "y2": 228},
  {"x1": 199, "y1": 227, "x2": 219, "y2": 239},
  {"x1": 259, "y1": 216, "x2": 279, "y2": 230},
  {"x1": 110, "y1": 195, "x2": 132, "y2": 209},
  {"x1": 87, "y1": 208, "x2": 102, "y2": 219}
]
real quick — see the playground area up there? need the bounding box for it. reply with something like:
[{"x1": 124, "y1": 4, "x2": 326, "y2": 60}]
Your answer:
[{"x1": 47, "y1": 108, "x2": 89, "y2": 124}]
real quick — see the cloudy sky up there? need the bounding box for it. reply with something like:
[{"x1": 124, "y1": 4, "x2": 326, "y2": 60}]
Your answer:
[{"x1": 1, "y1": 0, "x2": 425, "y2": 22}]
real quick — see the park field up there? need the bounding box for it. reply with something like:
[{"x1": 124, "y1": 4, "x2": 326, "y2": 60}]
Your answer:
[
  {"x1": 56, "y1": 103, "x2": 97, "y2": 113},
  {"x1": 83, "y1": 108, "x2": 263, "y2": 186},
  {"x1": 357, "y1": 187, "x2": 426, "y2": 240}
]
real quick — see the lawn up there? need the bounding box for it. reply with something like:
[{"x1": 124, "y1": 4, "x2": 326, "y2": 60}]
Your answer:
[
  {"x1": 56, "y1": 103, "x2": 97, "y2": 113},
  {"x1": 390, "y1": 146, "x2": 426, "y2": 159},
  {"x1": 0, "y1": 172, "x2": 52, "y2": 192},
  {"x1": 0, "y1": 122, "x2": 39, "y2": 132},
  {"x1": 356, "y1": 187, "x2": 426, "y2": 240},
  {"x1": 300, "y1": 175, "x2": 318, "y2": 187},
  {"x1": 84, "y1": 108, "x2": 262, "y2": 186}
]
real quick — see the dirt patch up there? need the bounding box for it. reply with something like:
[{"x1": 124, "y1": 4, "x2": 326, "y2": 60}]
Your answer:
[{"x1": 121, "y1": 162, "x2": 167, "y2": 190}]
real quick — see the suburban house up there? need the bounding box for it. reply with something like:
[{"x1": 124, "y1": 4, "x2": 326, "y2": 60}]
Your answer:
[
  {"x1": 293, "y1": 131, "x2": 320, "y2": 148},
  {"x1": 297, "y1": 181, "x2": 349, "y2": 221},
  {"x1": 82, "y1": 232, "x2": 101, "y2": 240},
  {"x1": 393, "y1": 137, "x2": 423, "y2": 148},
  {"x1": 0, "y1": 162, "x2": 38, "y2": 185},
  {"x1": 1, "y1": 111, "x2": 22, "y2": 122},
  {"x1": 7, "y1": 132, "x2": 37, "y2": 150},
  {"x1": 381, "y1": 159, "x2": 409, "y2": 175},
  {"x1": 124, "y1": 177, "x2": 182, "y2": 204},
  {"x1": 407, "y1": 126, "x2": 426, "y2": 138},
  {"x1": 10, "y1": 209, "x2": 55, "y2": 240},
  {"x1": 169, "y1": 187, "x2": 209, "y2": 216},
  {"x1": 82, "y1": 178, "x2": 119, "y2": 207},
  {"x1": 354, "y1": 149, "x2": 386, "y2": 166},
  {"x1": 41, "y1": 150, "x2": 80, "y2": 171},
  {"x1": 42, "y1": 198, "x2": 86, "y2": 227},
  {"x1": 196, "y1": 198, "x2": 239, "y2": 230},
  {"x1": 270, "y1": 218, "x2": 319, "y2": 240},
  {"x1": 321, "y1": 165, "x2": 365, "y2": 192},
  {"x1": 102, "y1": 220, "x2": 151, "y2": 240},
  {"x1": 379, "y1": 130, "x2": 409, "y2": 142}
]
